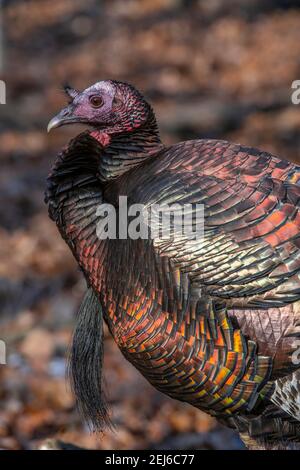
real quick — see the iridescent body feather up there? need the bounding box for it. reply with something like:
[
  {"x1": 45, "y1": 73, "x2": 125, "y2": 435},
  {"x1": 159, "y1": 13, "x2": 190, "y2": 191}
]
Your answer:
[{"x1": 46, "y1": 80, "x2": 300, "y2": 449}]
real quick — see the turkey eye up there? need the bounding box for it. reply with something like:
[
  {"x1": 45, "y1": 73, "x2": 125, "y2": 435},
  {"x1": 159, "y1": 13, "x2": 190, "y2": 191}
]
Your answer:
[{"x1": 89, "y1": 95, "x2": 103, "y2": 108}]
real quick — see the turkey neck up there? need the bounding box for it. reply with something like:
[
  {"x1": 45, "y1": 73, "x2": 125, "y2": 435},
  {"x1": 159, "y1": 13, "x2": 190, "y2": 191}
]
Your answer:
[
  {"x1": 93, "y1": 110, "x2": 162, "y2": 181},
  {"x1": 46, "y1": 111, "x2": 162, "y2": 206},
  {"x1": 45, "y1": 123, "x2": 163, "y2": 327}
]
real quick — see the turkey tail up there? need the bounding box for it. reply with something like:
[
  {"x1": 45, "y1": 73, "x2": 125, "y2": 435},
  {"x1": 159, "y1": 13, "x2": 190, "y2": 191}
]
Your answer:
[
  {"x1": 68, "y1": 288, "x2": 112, "y2": 431},
  {"x1": 235, "y1": 403, "x2": 300, "y2": 450},
  {"x1": 271, "y1": 370, "x2": 300, "y2": 422}
]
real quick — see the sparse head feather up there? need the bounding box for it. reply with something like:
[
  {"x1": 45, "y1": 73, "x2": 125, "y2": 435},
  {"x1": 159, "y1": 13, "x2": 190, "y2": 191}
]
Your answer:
[
  {"x1": 73, "y1": 80, "x2": 154, "y2": 133},
  {"x1": 83, "y1": 79, "x2": 152, "y2": 119},
  {"x1": 63, "y1": 83, "x2": 80, "y2": 101},
  {"x1": 49, "y1": 80, "x2": 159, "y2": 143}
]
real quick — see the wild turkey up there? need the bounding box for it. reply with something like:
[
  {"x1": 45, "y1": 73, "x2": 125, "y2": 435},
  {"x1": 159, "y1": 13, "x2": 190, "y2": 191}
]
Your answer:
[{"x1": 46, "y1": 80, "x2": 300, "y2": 450}]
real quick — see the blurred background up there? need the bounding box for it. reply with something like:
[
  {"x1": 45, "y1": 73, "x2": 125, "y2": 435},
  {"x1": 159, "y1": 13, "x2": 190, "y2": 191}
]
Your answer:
[{"x1": 0, "y1": 0, "x2": 300, "y2": 450}]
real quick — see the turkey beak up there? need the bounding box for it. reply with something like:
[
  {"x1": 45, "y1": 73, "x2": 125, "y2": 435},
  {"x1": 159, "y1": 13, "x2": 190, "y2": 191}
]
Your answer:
[{"x1": 47, "y1": 105, "x2": 76, "y2": 133}]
